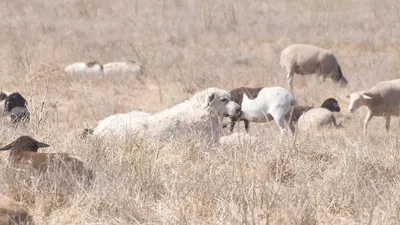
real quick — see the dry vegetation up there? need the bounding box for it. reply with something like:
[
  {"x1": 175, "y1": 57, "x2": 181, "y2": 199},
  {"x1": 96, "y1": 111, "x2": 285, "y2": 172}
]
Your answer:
[{"x1": 1, "y1": 0, "x2": 400, "y2": 224}]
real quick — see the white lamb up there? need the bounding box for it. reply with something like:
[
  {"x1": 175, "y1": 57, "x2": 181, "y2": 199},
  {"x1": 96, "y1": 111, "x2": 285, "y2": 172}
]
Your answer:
[
  {"x1": 89, "y1": 88, "x2": 241, "y2": 144},
  {"x1": 103, "y1": 61, "x2": 143, "y2": 76},
  {"x1": 226, "y1": 86, "x2": 296, "y2": 135},
  {"x1": 346, "y1": 78, "x2": 400, "y2": 133},
  {"x1": 64, "y1": 61, "x2": 104, "y2": 75},
  {"x1": 280, "y1": 43, "x2": 348, "y2": 91}
]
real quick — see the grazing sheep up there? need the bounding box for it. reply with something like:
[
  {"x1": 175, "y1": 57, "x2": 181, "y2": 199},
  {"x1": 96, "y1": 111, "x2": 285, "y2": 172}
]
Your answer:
[
  {"x1": 297, "y1": 98, "x2": 341, "y2": 131},
  {"x1": 285, "y1": 97, "x2": 341, "y2": 123},
  {"x1": 103, "y1": 61, "x2": 144, "y2": 76},
  {"x1": 0, "y1": 136, "x2": 94, "y2": 184},
  {"x1": 90, "y1": 88, "x2": 241, "y2": 144},
  {"x1": 64, "y1": 61, "x2": 104, "y2": 75},
  {"x1": 346, "y1": 79, "x2": 400, "y2": 133},
  {"x1": 0, "y1": 194, "x2": 34, "y2": 225},
  {"x1": 226, "y1": 86, "x2": 296, "y2": 135},
  {"x1": 3, "y1": 92, "x2": 30, "y2": 124},
  {"x1": 280, "y1": 43, "x2": 348, "y2": 91}
]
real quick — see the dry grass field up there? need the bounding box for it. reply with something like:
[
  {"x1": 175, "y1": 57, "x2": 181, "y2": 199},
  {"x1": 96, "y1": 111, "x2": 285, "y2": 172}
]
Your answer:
[{"x1": 1, "y1": 0, "x2": 400, "y2": 224}]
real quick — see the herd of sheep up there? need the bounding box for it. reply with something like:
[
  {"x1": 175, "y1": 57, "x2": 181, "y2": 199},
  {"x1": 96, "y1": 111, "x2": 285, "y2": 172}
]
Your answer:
[{"x1": 2, "y1": 43, "x2": 400, "y2": 223}]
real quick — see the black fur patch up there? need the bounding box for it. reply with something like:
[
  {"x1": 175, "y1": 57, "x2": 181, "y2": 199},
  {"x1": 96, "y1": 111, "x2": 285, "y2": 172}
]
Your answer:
[
  {"x1": 320, "y1": 98, "x2": 340, "y2": 112},
  {"x1": 229, "y1": 87, "x2": 263, "y2": 106},
  {"x1": 4, "y1": 92, "x2": 30, "y2": 123}
]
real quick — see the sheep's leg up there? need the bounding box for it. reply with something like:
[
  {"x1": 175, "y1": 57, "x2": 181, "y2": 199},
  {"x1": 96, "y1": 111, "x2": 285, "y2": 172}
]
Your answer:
[
  {"x1": 286, "y1": 70, "x2": 294, "y2": 91},
  {"x1": 385, "y1": 115, "x2": 391, "y2": 132},
  {"x1": 363, "y1": 111, "x2": 373, "y2": 134},
  {"x1": 288, "y1": 119, "x2": 296, "y2": 134},
  {"x1": 229, "y1": 119, "x2": 237, "y2": 132},
  {"x1": 244, "y1": 120, "x2": 250, "y2": 132},
  {"x1": 271, "y1": 113, "x2": 286, "y2": 135}
]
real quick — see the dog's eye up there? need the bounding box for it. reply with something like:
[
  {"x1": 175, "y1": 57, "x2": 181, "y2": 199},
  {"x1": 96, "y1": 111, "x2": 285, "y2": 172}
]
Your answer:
[{"x1": 221, "y1": 98, "x2": 228, "y2": 103}]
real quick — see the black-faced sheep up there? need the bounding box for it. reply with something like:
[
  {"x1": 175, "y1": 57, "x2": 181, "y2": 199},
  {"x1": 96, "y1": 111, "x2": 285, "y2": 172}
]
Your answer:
[
  {"x1": 3, "y1": 92, "x2": 30, "y2": 124},
  {"x1": 346, "y1": 78, "x2": 400, "y2": 133},
  {"x1": 226, "y1": 86, "x2": 296, "y2": 135},
  {"x1": 297, "y1": 98, "x2": 341, "y2": 131},
  {"x1": 280, "y1": 43, "x2": 348, "y2": 91},
  {"x1": 88, "y1": 88, "x2": 241, "y2": 144},
  {"x1": 286, "y1": 98, "x2": 341, "y2": 123},
  {"x1": 0, "y1": 194, "x2": 34, "y2": 225},
  {"x1": 0, "y1": 136, "x2": 94, "y2": 184},
  {"x1": 64, "y1": 61, "x2": 104, "y2": 75}
]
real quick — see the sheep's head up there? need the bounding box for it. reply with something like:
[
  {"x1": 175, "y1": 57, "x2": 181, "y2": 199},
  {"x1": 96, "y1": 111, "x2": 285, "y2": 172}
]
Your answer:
[
  {"x1": 198, "y1": 88, "x2": 241, "y2": 117},
  {"x1": 0, "y1": 136, "x2": 49, "y2": 152},
  {"x1": 321, "y1": 98, "x2": 340, "y2": 112},
  {"x1": 346, "y1": 92, "x2": 372, "y2": 113}
]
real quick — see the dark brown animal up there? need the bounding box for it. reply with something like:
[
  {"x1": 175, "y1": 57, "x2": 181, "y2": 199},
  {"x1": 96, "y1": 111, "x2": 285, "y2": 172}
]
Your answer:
[{"x1": 0, "y1": 136, "x2": 94, "y2": 184}]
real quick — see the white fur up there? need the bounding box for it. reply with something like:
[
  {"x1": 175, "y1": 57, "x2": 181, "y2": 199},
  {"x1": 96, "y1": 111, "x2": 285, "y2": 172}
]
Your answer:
[
  {"x1": 93, "y1": 110, "x2": 151, "y2": 136},
  {"x1": 280, "y1": 43, "x2": 348, "y2": 91},
  {"x1": 297, "y1": 108, "x2": 338, "y2": 131},
  {"x1": 238, "y1": 87, "x2": 295, "y2": 134},
  {"x1": 103, "y1": 61, "x2": 143, "y2": 76},
  {"x1": 64, "y1": 62, "x2": 104, "y2": 75},
  {"x1": 92, "y1": 88, "x2": 241, "y2": 144},
  {"x1": 346, "y1": 78, "x2": 400, "y2": 133}
]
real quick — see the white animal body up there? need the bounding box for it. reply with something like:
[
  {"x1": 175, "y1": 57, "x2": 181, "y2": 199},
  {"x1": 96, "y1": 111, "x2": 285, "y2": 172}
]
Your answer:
[
  {"x1": 64, "y1": 62, "x2": 104, "y2": 75},
  {"x1": 228, "y1": 87, "x2": 296, "y2": 135},
  {"x1": 93, "y1": 110, "x2": 151, "y2": 136},
  {"x1": 296, "y1": 98, "x2": 341, "y2": 131},
  {"x1": 103, "y1": 61, "x2": 143, "y2": 76},
  {"x1": 346, "y1": 78, "x2": 400, "y2": 133},
  {"x1": 297, "y1": 108, "x2": 338, "y2": 131},
  {"x1": 280, "y1": 43, "x2": 348, "y2": 91},
  {"x1": 92, "y1": 88, "x2": 241, "y2": 144}
]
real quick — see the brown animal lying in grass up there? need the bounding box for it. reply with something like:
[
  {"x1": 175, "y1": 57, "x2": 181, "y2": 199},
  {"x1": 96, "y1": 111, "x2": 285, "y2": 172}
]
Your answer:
[
  {"x1": 0, "y1": 136, "x2": 94, "y2": 185},
  {"x1": 0, "y1": 194, "x2": 34, "y2": 225}
]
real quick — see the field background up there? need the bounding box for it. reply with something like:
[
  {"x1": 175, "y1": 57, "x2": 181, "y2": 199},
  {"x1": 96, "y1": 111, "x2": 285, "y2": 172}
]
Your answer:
[{"x1": 1, "y1": 0, "x2": 400, "y2": 224}]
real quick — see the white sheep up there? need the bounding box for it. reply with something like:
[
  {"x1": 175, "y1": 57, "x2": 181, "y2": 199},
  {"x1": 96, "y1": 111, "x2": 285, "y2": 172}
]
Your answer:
[
  {"x1": 64, "y1": 61, "x2": 104, "y2": 75},
  {"x1": 103, "y1": 61, "x2": 144, "y2": 76},
  {"x1": 280, "y1": 43, "x2": 348, "y2": 91},
  {"x1": 89, "y1": 87, "x2": 241, "y2": 144},
  {"x1": 297, "y1": 98, "x2": 341, "y2": 131},
  {"x1": 346, "y1": 78, "x2": 400, "y2": 133},
  {"x1": 226, "y1": 86, "x2": 296, "y2": 135}
]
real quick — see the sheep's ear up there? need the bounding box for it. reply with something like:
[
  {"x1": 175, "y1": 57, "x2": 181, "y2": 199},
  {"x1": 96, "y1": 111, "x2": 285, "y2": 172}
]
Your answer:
[
  {"x1": 37, "y1": 141, "x2": 50, "y2": 148},
  {"x1": 362, "y1": 93, "x2": 373, "y2": 100},
  {"x1": 200, "y1": 93, "x2": 215, "y2": 108},
  {"x1": 0, "y1": 143, "x2": 13, "y2": 151}
]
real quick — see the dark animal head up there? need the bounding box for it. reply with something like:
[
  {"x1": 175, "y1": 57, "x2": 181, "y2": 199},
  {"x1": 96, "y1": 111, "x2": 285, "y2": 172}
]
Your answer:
[
  {"x1": 332, "y1": 65, "x2": 348, "y2": 87},
  {"x1": 0, "y1": 92, "x2": 7, "y2": 101},
  {"x1": 321, "y1": 98, "x2": 340, "y2": 112},
  {"x1": 0, "y1": 136, "x2": 49, "y2": 152},
  {"x1": 4, "y1": 92, "x2": 30, "y2": 123}
]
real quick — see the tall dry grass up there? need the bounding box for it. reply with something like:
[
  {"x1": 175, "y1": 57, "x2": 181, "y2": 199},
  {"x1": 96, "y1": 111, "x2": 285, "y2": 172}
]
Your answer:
[{"x1": 1, "y1": 0, "x2": 400, "y2": 224}]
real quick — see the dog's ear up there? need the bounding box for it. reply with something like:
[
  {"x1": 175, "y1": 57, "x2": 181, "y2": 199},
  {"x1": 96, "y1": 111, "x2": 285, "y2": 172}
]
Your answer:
[{"x1": 200, "y1": 93, "x2": 215, "y2": 108}]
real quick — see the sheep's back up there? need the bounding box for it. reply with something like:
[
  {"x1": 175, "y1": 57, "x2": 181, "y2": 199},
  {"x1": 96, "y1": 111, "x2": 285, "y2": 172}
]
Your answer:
[{"x1": 297, "y1": 108, "x2": 336, "y2": 130}]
